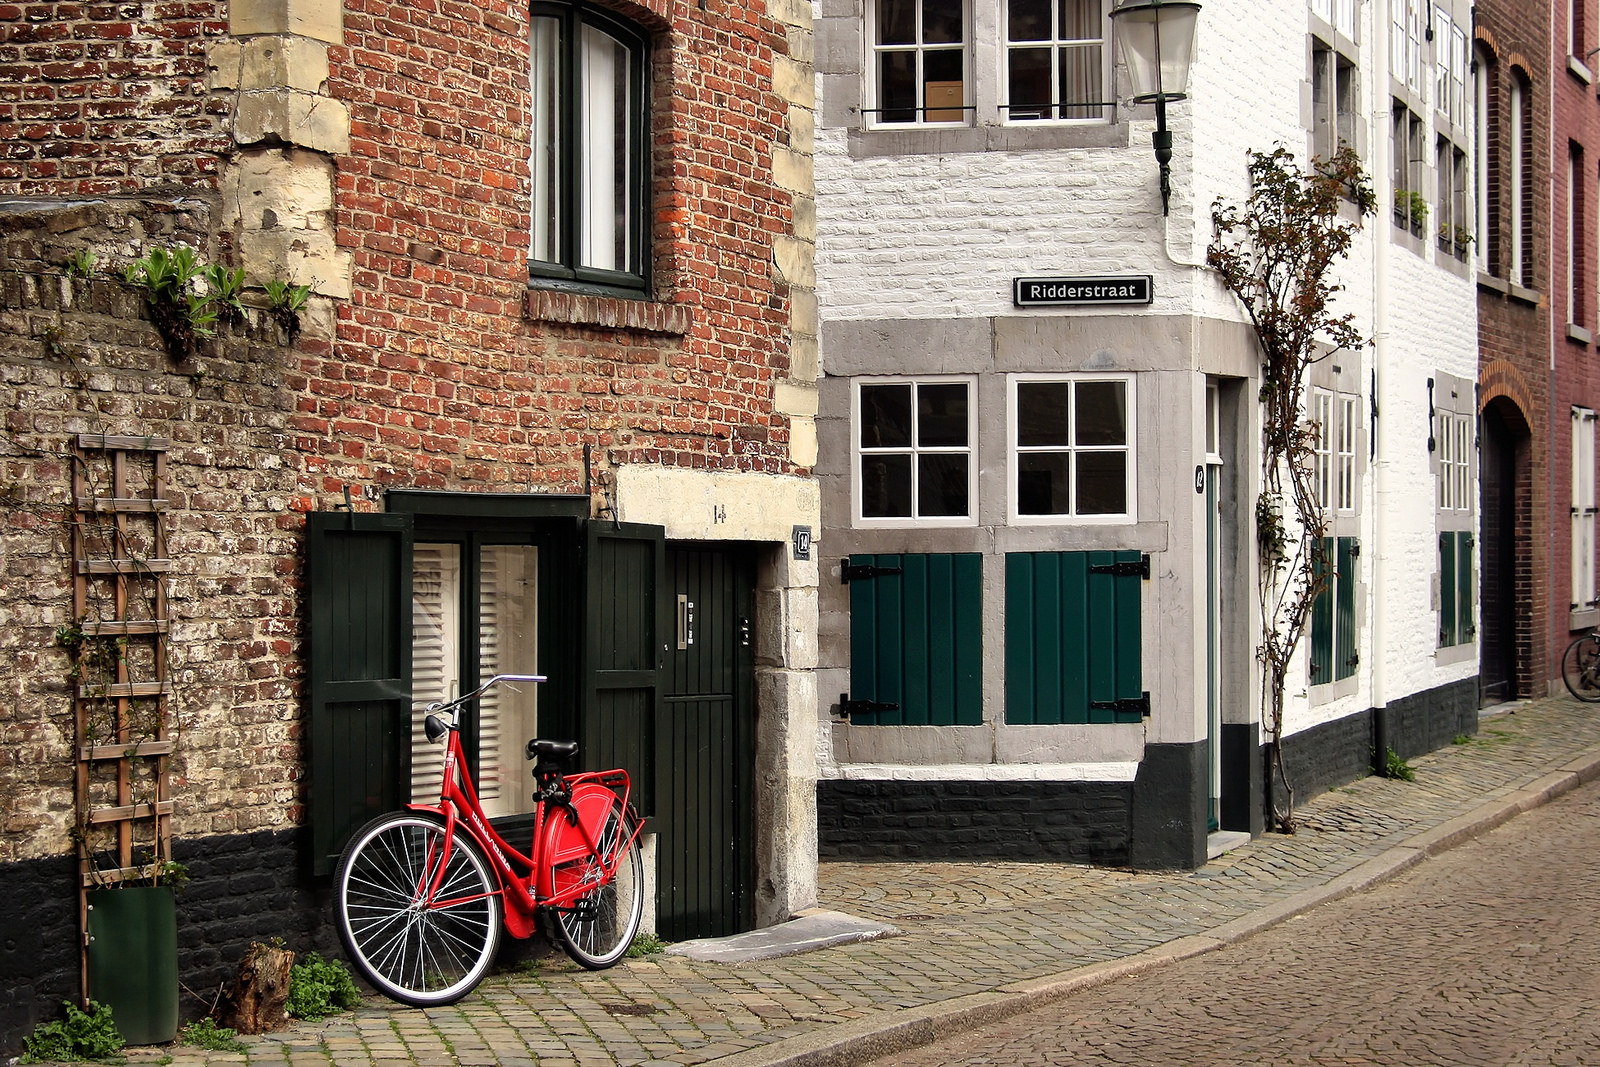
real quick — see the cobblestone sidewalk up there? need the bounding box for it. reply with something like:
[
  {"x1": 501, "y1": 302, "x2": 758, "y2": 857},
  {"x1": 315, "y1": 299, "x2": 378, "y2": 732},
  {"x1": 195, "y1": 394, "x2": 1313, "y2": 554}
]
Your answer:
[{"x1": 131, "y1": 697, "x2": 1600, "y2": 1067}]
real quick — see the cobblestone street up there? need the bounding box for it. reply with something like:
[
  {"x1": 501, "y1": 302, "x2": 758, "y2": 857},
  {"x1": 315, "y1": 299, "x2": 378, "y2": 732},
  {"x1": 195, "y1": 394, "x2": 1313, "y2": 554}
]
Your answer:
[{"x1": 874, "y1": 770, "x2": 1600, "y2": 1066}]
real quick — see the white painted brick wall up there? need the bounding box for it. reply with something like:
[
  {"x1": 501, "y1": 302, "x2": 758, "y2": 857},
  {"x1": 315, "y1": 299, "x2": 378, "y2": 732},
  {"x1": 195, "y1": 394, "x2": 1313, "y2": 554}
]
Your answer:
[{"x1": 815, "y1": 0, "x2": 1480, "y2": 746}]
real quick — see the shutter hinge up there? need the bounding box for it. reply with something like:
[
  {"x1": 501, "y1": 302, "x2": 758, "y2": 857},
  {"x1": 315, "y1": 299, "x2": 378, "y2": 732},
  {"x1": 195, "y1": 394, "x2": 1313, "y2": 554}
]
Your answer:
[
  {"x1": 1346, "y1": 652, "x2": 1360, "y2": 668},
  {"x1": 1088, "y1": 691, "x2": 1151, "y2": 717},
  {"x1": 837, "y1": 693, "x2": 900, "y2": 717},
  {"x1": 1463, "y1": 533, "x2": 1474, "y2": 549},
  {"x1": 1348, "y1": 539, "x2": 1361, "y2": 558},
  {"x1": 841, "y1": 563, "x2": 904, "y2": 584},
  {"x1": 1087, "y1": 554, "x2": 1151, "y2": 579}
]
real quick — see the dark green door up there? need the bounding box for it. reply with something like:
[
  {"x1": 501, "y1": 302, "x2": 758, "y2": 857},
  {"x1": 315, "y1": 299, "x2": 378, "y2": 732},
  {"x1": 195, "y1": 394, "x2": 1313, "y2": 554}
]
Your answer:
[{"x1": 655, "y1": 546, "x2": 756, "y2": 940}]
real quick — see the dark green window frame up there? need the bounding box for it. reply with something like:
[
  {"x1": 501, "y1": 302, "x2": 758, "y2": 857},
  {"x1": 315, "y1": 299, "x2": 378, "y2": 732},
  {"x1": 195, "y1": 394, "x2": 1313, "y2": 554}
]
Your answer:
[{"x1": 529, "y1": 1, "x2": 650, "y2": 296}]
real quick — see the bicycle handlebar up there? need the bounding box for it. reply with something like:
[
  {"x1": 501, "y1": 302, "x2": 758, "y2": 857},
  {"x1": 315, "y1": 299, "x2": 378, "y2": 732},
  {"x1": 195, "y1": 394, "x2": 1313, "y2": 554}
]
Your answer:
[{"x1": 422, "y1": 673, "x2": 546, "y2": 715}]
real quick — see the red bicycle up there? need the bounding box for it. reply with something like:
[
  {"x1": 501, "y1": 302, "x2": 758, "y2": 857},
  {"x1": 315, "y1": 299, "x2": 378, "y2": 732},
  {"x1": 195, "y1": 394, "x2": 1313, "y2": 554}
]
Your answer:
[{"x1": 333, "y1": 674, "x2": 644, "y2": 1005}]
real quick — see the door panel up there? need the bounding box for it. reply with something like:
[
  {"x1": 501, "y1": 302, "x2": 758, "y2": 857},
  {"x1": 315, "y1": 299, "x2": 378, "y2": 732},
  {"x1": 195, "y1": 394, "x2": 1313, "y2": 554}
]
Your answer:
[{"x1": 656, "y1": 547, "x2": 755, "y2": 940}]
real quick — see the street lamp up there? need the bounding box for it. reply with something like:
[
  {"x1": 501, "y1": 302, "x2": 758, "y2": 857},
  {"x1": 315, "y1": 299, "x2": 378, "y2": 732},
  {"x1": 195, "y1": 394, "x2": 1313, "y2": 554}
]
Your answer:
[{"x1": 1109, "y1": 0, "x2": 1202, "y2": 216}]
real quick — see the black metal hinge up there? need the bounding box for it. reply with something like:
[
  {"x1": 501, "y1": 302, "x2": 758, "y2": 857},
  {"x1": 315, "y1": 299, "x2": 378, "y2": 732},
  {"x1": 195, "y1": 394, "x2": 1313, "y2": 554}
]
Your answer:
[
  {"x1": 1087, "y1": 554, "x2": 1151, "y2": 579},
  {"x1": 1089, "y1": 691, "x2": 1151, "y2": 716},
  {"x1": 838, "y1": 693, "x2": 900, "y2": 717},
  {"x1": 841, "y1": 563, "x2": 903, "y2": 584}
]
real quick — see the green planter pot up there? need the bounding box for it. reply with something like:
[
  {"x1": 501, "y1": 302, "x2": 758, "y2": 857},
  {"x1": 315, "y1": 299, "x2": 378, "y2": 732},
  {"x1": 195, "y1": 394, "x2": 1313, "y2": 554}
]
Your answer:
[{"x1": 86, "y1": 886, "x2": 178, "y2": 1045}]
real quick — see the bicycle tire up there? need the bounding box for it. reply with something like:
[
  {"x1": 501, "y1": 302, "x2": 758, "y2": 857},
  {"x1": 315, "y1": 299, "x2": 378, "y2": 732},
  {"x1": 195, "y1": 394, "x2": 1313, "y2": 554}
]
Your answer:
[
  {"x1": 1563, "y1": 634, "x2": 1600, "y2": 703},
  {"x1": 335, "y1": 812, "x2": 503, "y2": 1006},
  {"x1": 551, "y1": 797, "x2": 643, "y2": 969}
]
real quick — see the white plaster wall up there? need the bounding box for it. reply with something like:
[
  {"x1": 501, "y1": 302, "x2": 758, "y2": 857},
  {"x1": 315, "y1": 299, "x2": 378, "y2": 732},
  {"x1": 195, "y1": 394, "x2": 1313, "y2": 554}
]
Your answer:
[{"x1": 814, "y1": 0, "x2": 1480, "y2": 760}]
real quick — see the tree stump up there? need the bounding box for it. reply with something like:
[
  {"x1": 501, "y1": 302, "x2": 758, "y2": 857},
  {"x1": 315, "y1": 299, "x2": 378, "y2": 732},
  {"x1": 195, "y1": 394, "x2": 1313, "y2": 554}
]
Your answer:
[{"x1": 217, "y1": 941, "x2": 295, "y2": 1034}]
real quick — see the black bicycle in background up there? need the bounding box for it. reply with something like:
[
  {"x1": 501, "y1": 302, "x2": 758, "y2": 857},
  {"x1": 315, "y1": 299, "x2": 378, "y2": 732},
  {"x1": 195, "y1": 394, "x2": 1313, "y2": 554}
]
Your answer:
[{"x1": 1562, "y1": 632, "x2": 1600, "y2": 702}]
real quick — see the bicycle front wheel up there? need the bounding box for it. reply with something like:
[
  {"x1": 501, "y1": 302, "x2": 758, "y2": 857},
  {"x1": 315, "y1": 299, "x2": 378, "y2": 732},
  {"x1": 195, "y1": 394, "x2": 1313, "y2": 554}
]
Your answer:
[
  {"x1": 1564, "y1": 635, "x2": 1600, "y2": 702},
  {"x1": 335, "y1": 813, "x2": 503, "y2": 1006},
  {"x1": 552, "y1": 798, "x2": 643, "y2": 969}
]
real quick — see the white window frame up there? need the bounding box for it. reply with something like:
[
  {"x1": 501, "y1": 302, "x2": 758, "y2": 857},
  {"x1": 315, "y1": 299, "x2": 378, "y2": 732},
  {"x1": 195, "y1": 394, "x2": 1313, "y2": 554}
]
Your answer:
[
  {"x1": 1311, "y1": 38, "x2": 1357, "y2": 164},
  {"x1": 853, "y1": 375, "x2": 979, "y2": 527},
  {"x1": 1575, "y1": 407, "x2": 1598, "y2": 613},
  {"x1": 1002, "y1": 0, "x2": 1109, "y2": 124},
  {"x1": 867, "y1": 0, "x2": 972, "y2": 128},
  {"x1": 1007, "y1": 373, "x2": 1137, "y2": 525}
]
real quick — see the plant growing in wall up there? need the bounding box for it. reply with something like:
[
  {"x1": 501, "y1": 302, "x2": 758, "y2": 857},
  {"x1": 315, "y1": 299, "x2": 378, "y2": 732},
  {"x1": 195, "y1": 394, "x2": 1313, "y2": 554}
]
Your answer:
[{"x1": 1207, "y1": 145, "x2": 1375, "y2": 832}]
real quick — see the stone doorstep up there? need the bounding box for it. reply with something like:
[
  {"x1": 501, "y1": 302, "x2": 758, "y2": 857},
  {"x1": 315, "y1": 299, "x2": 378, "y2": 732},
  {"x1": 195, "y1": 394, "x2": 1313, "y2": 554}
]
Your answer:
[
  {"x1": 1207, "y1": 830, "x2": 1252, "y2": 860},
  {"x1": 665, "y1": 910, "x2": 902, "y2": 964}
]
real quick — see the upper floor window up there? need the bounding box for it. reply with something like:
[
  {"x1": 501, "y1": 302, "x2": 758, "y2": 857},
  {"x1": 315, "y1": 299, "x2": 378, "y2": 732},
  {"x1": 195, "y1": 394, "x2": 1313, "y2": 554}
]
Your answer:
[
  {"x1": 1311, "y1": 39, "x2": 1356, "y2": 164},
  {"x1": 530, "y1": 3, "x2": 648, "y2": 293},
  {"x1": 1474, "y1": 45, "x2": 1494, "y2": 271},
  {"x1": 1009, "y1": 375, "x2": 1134, "y2": 522},
  {"x1": 1312, "y1": 388, "x2": 1358, "y2": 514},
  {"x1": 870, "y1": 0, "x2": 969, "y2": 125},
  {"x1": 1433, "y1": 8, "x2": 1467, "y2": 129},
  {"x1": 1510, "y1": 71, "x2": 1531, "y2": 285},
  {"x1": 855, "y1": 378, "x2": 976, "y2": 523},
  {"x1": 1005, "y1": 0, "x2": 1106, "y2": 122},
  {"x1": 1310, "y1": 0, "x2": 1356, "y2": 39},
  {"x1": 1391, "y1": 0, "x2": 1424, "y2": 93}
]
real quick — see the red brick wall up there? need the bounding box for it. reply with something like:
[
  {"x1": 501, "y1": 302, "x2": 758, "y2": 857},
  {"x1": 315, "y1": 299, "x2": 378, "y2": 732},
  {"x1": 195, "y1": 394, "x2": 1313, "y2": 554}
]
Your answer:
[
  {"x1": 313, "y1": 0, "x2": 802, "y2": 506},
  {"x1": 1475, "y1": 1, "x2": 1554, "y2": 695},
  {"x1": 0, "y1": 0, "x2": 231, "y2": 194},
  {"x1": 1551, "y1": 0, "x2": 1600, "y2": 682}
]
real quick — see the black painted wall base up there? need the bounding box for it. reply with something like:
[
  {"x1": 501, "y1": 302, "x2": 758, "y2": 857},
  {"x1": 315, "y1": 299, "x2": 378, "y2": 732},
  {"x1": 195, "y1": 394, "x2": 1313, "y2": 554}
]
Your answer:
[
  {"x1": 1129, "y1": 741, "x2": 1208, "y2": 870},
  {"x1": 1220, "y1": 721, "x2": 1264, "y2": 837},
  {"x1": 816, "y1": 779, "x2": 1132, "y2": 865}
]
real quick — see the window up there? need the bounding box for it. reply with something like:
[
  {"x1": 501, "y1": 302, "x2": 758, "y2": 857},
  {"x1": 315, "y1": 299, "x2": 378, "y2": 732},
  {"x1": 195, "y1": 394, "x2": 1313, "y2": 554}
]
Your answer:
[
  {"x1": 870, "y1": 0, "x2": 968, "y2": 125},
  {"x1": 1310, "y1": 536, "x2": 1359, "y2": 684},
  {"x1": 1510, "y1": 72, "x2": 1531, "y2": 285},
  {"x1": 1575, "y1": 408, "x2": 1598, "y2": 613},
  {"x1": 1436, "y1": 138, "x2": 1468, "y2": 259},
  {"x1": 1392, "y1": 102, "x2": 1426, "y2": 237},
  {"x1": 1436, "y1": 380, "x2": 1475, "y2": 651},
  {"x1": 1005, "y1": 550, "x2": 1144, "y2": 724},
  {"x1": 1309, "y1": 387, "x2": 1360, "y2": 684},
  {"x1": 1475, "y1": 45, "x2": 1494, "y2": 271},
  {"x1": 411, "y1": 541, "x2": 540, "y2": 817},
  {"x1": 1433, "y1": 9, "x2": 1467, "y2": 129},
  {"x1": 1572, "y1": 0, "x2": 1587, "y2": 58},
  {"x1": 1010, "y1": 375, "x2": 1134, "y2": 521},
  {"x1": 1391, "y1": 0, "x2": 1424, "y2": 92},
  {"x1": 1005, "y1": 0, "x2": 1106, "y2": 121},
  {"x1": 855, "y1": 378, "x2": 976, "y2": 523},
  {"x1": 1311, "y1": 0, "x2": 1356, "y2": 39},
  {"x1": 1572, "y1": 144, "x2": 1587, "y2": 328},
  {"x1": 1311, "y1": 40, "x2": 1356, "y2": 163},
  {"x1": 530, "y1": 3, "x2": 647, "y2": 292}
]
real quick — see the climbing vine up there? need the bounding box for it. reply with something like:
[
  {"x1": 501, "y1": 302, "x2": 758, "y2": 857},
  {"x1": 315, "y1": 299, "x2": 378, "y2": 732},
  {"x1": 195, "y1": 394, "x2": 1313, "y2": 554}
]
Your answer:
[{"x1": 1206, "y1": 145, "x2": 1374, "y2": 832}]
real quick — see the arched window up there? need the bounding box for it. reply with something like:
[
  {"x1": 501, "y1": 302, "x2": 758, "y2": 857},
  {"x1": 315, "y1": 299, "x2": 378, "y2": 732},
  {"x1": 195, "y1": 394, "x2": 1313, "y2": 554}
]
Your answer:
[{"x1": 530, "y1": 3, "x2": 648, "y2": 294}]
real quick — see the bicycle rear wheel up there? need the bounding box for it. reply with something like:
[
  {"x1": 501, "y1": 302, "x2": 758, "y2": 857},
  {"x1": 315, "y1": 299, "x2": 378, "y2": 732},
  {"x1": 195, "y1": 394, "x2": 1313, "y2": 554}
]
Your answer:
[
  {"x1": 551, "y1": 797, "x2": 643, "y2": 969},
  {"x1": 335, "y1": 812, "x2": 503, "y2": 1006},
  {"x1": 1563, "y1": 634, "x2": 1600, "y2": 702}
]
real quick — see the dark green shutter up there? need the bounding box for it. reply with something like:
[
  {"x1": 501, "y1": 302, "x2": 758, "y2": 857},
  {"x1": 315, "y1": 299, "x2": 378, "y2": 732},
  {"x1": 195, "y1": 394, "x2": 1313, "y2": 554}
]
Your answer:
[
  {"x1": 1334, "y1": 537, "x2": 1357, "y2": 681},
  {"x1": 846, "y1": 553, "x2": 981, "y2": 725},
  {"x1": 306, "y1": 512, "x2": 413, "y2": 875},
  {"x1": 584, "y1": 521, "x2": 665, "y2": 815},
  {"x1": 1309, "y1": 538, "x2": 1334, "y2": 686},
  {"x1": 1005, "y1": 550, "x2": 1144, "y2": 725},
  {"x1": 1440, "y1": 531, "x2": 1458, "y2": 647},
  {"x1": 1457, "y1": 532, "x2": 1474, "y2": 642}
]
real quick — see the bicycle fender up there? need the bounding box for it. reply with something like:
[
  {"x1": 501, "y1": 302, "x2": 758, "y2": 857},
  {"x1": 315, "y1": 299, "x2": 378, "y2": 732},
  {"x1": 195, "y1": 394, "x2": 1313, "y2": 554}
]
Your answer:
[{"x1": 536, "y1": 783, "x2": 618, "y2": 898}]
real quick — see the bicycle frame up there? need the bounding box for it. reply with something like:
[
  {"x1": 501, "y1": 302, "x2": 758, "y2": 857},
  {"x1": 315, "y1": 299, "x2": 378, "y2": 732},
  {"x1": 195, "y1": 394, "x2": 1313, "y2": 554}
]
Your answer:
[{"x1": 405, "y1": 682, "x2": 642, "y2": 941}]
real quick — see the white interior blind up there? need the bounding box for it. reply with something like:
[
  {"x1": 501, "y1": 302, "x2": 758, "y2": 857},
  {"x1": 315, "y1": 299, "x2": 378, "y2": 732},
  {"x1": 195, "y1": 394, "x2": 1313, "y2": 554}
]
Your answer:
[{"x1": 411, "y1": 544, "x2": 462, "y2": 803}]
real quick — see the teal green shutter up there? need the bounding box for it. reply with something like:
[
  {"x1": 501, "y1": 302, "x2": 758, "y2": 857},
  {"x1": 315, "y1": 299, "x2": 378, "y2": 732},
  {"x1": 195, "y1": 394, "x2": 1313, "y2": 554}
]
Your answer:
[
  {"x1": 1005, "y1": 550, "x2": 1143, "y2": 725},
  {"x1": 846, "y1": 553, "x2": 981, "y2": 725},
  {"x1": 1455, "y1": 531, "x2": 1474, "y2": 644},
  {"x1": 584, "y1": 521, "x2": 666, "y2": 815},
  {"x1": 1439, "y1": 532, "x2": 1458, "y2": 646},
  {"x1": 1334, "y1": 537, "x2": 1358, "y2": 681},
  {"x1": 306, "y1": 512, "x2": 413, "y2": 875},
  {"x1": 1309, "y1": 538, "x2": 1334, "y2": 685}
]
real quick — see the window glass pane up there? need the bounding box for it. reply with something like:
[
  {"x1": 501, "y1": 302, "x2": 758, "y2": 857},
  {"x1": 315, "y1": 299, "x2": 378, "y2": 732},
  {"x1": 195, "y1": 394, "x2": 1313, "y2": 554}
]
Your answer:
[
  {"x1": 917, "y1": 383, "x2": 969, "y2": 446},
  {"x1": 1017, "y1": 452, "x2": 1071, "y2": 514},
  {"x1": 1061, "y1": 0, "x2": 1098, "y2": 40},
  {"x1": 1074, "y1": 380, "x2": 1126, "y2": 445},
  {"x1": 530, "y1": 17, "x2": 562, "y2": 264},
  {"x1": 924, "y1": 0, "x2": 963, "y2": 44},
  {"x1": 1009, "y1": 0, "x2": 1051, "y2": 41},
  {"x1": 924, "y1": 49, "x2": 966, "y2": 121},
  {"x1": 861, "y1": 384, "x2": 913, "y2": 447},
  {"x1": 579, "y1": 24, "x2": 631, "y2": 272},
  {"x1": 1059, "y1": 43, "x2": 1101, "y2": 117},
  {"x1": 1009, "y1": 47, "x2": 1052, "y2": 116},
  {"x1": 862, "y1": 454, "x2": 913, "y2": 516},
  {"x1": 477, "y1": 546, "x2": 539, "y2": 818},
  {"x1": 1017, "y1": 381, "x2": 1070, "y2": 446},
  {"x1": 1075, "y1": 451, "x2": 1127, "y2": 514},
  {"x1": 411, "y1": 544, "x2": 462, "y2": 804},
  {"x1": 878, "y1": 0, "x2": 916, "y2": 45},
  {"x1": 880, "y1": 50, "x2": 918, "y2": 122},
  {"x1": 918, "y1": 454, "x2": 970, "y2": 516}
]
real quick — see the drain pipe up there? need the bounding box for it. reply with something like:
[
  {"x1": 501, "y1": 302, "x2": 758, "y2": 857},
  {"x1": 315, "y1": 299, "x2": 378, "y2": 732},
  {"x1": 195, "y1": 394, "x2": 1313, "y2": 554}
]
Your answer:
[{"x1": 1369, "y1": 0, "x2": 1392, "y2": 771}]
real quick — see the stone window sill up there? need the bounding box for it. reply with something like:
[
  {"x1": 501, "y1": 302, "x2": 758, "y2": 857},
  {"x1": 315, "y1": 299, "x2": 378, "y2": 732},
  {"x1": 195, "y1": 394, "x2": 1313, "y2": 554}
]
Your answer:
[{"x1": 525, "y1": 287, "x2": 693, "y2": 336}]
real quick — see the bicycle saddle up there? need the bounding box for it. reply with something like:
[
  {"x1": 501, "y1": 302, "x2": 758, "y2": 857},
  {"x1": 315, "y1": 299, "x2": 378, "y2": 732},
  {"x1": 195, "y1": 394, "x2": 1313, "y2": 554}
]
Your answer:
[{"x1": 526, "y1": 738, "x2": 579, "y2": 763}]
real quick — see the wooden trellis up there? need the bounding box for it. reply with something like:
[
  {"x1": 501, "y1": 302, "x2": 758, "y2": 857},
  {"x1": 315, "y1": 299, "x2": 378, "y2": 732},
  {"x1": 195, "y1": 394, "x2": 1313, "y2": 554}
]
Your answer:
[{"x1": 70, "y1": 434, "x2": 173, "y2": 993}]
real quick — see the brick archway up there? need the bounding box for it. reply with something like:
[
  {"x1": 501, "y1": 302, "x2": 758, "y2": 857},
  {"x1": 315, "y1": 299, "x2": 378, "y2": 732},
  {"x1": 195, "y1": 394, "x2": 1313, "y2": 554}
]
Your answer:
[{"x1": 1480, "y1": 392, "x2": 1535, "y2": 701}]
